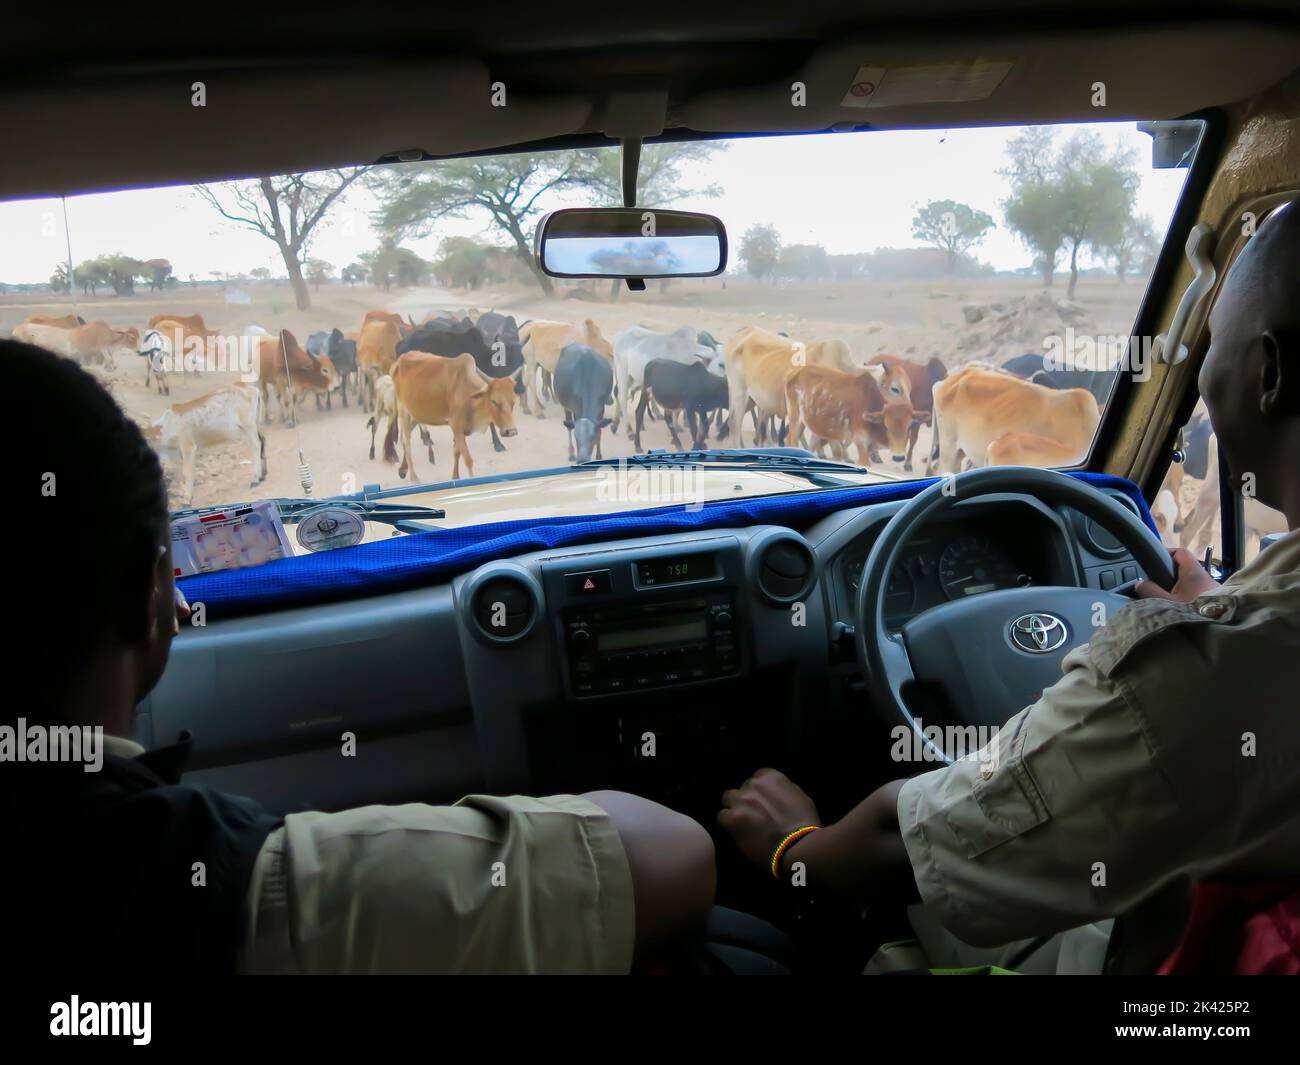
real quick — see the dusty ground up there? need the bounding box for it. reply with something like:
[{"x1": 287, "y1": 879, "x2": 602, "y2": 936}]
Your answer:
[{"x1": 2, "y1": 275, "x2": 1158, "y2": 517}]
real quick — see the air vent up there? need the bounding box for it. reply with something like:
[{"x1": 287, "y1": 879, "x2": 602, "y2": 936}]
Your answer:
[
  {"x1": 749, "y1": 530, "x2": 816, "y2": 605},
  {"x1": 464, "y1": 567, "x2": 541, "y2": 645}
]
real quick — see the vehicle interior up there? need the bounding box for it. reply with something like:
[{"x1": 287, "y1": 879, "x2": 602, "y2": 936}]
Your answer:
[{"x1": 7, "y1": 3, "x2": 1300, "y2": 972}]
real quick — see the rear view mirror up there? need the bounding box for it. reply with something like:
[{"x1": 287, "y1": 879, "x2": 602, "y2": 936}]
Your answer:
[{"x1": 535, "y1": 207, "x2": 727, "y2": 279}]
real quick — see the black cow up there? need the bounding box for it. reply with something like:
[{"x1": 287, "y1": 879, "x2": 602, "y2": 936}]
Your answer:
[
  {"x1": 553, "y1": 343, "x2": 613, "y2": 463},
  {"x1": 398, "y1": 318, "x2": 525, "y2": 451},
  {"x1": 1001, "y1": 352, "x2": 1112, "y2": 407},
  {"x1": 309, "y1": 328, "x2": 358, "y2": 410},
  {"x1": 636, "y1": 359, "x2": 730, "y2": 452},
  {"x1": 477, "y1": 311, "x2": 522, "y2": 346},
  {"x1": 399, "y1": 317, "x2": 524, "y2": 378},
  {"x1": 474, "y1": 312, "x2": 531, "y2": 403}
]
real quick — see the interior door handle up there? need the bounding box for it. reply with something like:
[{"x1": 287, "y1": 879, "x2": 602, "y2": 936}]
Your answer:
[{"x1": 1153, "y1": 222, "x2": 1217, "y2": 366}]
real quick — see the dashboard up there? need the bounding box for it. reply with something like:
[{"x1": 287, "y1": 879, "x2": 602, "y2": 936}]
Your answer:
[{"x1": 137, "y1": 486, "x2": 1151, "y2": 816}]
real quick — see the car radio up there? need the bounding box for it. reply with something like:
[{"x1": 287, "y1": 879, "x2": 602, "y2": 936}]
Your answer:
[{"x1": 564, "y1": 592, "x2": 738, "y2": 697}]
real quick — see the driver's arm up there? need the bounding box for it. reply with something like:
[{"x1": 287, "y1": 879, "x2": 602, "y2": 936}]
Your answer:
[
  {"x1": 718, "y1": 771, "x2": 916, "y2": 896},
  {"x1": 724, "y1": 577, "x2": 1264, "y2": 947}
]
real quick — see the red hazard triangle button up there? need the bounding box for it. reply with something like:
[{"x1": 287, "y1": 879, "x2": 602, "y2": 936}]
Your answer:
[{"x1": 565, "y1": 569, "x2": 611, "y2": 596}]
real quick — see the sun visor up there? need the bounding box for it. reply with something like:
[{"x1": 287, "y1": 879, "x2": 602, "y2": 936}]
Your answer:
[
  {"x1": 680, "y1": 23, "x2": 1300, "y2": 132},
  {"x1": 0, "y1": 58, "x2": 592, "y2": 200}
]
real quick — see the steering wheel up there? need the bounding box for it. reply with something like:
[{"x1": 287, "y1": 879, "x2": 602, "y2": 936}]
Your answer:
[{"x1": 854, "y1": 467, "x2": 1176, "y2": 761}]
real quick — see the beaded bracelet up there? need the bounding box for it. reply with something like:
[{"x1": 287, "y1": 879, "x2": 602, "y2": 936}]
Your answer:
[{"x1": 770, "y1": 825, "x2": 821, "y2": 878}]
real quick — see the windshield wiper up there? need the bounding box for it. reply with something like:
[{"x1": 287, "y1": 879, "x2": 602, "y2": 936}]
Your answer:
[
  {"x1": 576, "y1": 449, "x2": 869, "y2": 487},
  {"x1": 170, "y1": 497, "x2": 447, "y2": 534}
]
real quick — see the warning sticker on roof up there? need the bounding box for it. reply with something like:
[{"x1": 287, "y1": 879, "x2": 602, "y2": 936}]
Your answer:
[{"x1": 840, "y1": 59, "x2": 1014, "y2": 109}]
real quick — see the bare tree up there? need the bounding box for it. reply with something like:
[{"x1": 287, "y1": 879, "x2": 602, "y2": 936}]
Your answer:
[{"x1": 195, "y1": 169, "x2": 368, "y2": 309}]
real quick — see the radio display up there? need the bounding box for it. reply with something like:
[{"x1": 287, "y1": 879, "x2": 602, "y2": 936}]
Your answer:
[
  {"x1": 635, "y1": 553, "x2": 717, "y2": 586},
  {"x1": 598, "y1": 619, "x2": 710, "y2": 653}
]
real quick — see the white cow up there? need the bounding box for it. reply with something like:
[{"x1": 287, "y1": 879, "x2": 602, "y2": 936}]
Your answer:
[
  {"x1": 611, "y1": 325, "x2": 723, "y2": 436},
  {"x1": 144, "y1": 383, "x2": 267, "y2": 506},
  {"x1": 138, "y1": 329, "x2": 171, "y2": 395}
]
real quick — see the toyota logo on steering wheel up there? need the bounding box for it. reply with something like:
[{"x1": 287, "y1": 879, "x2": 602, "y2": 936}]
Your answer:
[{"x1": 1009, "y1": 613, "x2": 1068, "y2": 654}]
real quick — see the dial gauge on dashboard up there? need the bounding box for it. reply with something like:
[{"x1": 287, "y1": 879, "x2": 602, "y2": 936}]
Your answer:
[
  {"x1": 845, "y1": 557, "x2": 916, "y2": 615},
  {"x1": 937, "y1": 535, "x2": 1027, "y2": 600}
]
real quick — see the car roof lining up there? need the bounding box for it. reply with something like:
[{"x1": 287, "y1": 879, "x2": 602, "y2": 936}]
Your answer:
[{"x1": 1, "y1": 9, "x2": 1298, "y2": 200}]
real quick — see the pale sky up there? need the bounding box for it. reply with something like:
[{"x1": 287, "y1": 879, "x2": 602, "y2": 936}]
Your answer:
[{"x1": 0, "y1": 122, "x2": 1190, "y2": 285}]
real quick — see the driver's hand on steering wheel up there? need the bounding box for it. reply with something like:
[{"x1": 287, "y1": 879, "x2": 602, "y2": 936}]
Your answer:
[
  {"x1": 1134, "y1": 547, "x2": 1217, "y2": 604},
  {"x1": 718, "y1": 768, "x2": 821, "y2": 872}
]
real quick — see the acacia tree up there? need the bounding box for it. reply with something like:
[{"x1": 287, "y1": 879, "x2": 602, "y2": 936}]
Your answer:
[
  {"x1": 145, "y1": 258, "x2": 173, "y2": 291},
  {"x1": 370, "y1": 143, "x2": 721, "y2": 298},
  {"x1": 195, "y1": 168, "x2": 368, "y2": 310},
  {"x1": 1103, "y1": 212, "x2": 1159, "y2": 282},
  {"x1": 739, "y1": 224, "x2": 781, "y2": 282},
  {"x1": 911, "y1": 200, "x2": 995, "y2": 274},
  {"x1": 361, "y1": 240, "x2": 431, "y2": 291},
  {"x1": 1002, "y1": 128, "x2": 1139, "y2": 296},
  {"x1": 306, "y1": 259, "x2": 335, "y2": 291}
]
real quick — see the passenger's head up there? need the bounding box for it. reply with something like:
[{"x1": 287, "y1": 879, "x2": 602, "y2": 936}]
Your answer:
[
  {"x1": 1200, "y1": 201, "x2": 1300, "y2": 515},
  {"x1": 7, "y1": 340, "x2": 176, "y2": 733}
]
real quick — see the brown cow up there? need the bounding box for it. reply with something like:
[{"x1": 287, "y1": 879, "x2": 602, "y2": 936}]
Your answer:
[
  {"x1": 724, "y1": 326, "x2": 864, "y2": 448},
  {"x1": 984, "y1": 430, "x2": 1089, "y2": 468},
  {"x1": 147, "y1": 315, "x2": 228, "y2": 377},
  {"x1": 868, "y1": 354, "x2": 948, "y2": 471},
  {"x1": 387, "y1": 352, "x2": 519, "y2": 482},
  {"x1": 363, "y1": 310, "x2": 416, "y2": 336},
  {"x1": 20, "y1": 314, "x2": 84, "y2": 329},
  {"x1": 518, "y1": 319, "x2": 612, "y2": 416},
  {"x1": 255, "y1": 328, "x2": 339, "y2": 426},
  {"x1": 12, "y1": 321, "x2": 139, "y2": 369},
  {"x1": 785, "y1": 363, "x2": 918, "y2": 467},
  {"x1": 931, "y1": 365, "x2": 1100, "y2": 475},
  {"x1": 148, "y1": 312, "x2": 207, "y2": 333},
  {"x1": 356, "y1": 319, "x2": 401, "y2": 412}
]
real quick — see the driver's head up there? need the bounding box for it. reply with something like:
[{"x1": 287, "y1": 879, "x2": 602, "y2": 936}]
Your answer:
[
  {"x1": 1200, "y1": 201, "x2": 1300, "y2": 516},
  {"x1": 6, "y1": 339, "x2": 177, "y2": 736}
]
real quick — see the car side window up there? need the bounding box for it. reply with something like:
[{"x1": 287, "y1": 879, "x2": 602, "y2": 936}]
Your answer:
[{"x1": 1155, "y1": 398, "x2": 1288, "y2": 568}]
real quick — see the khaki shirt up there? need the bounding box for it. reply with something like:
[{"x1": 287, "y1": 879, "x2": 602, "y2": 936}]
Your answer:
[
  {"x1": 102, "y1": 737, "x2": 637, "y2": 975},
  {"x1": 899, "y1": 527, "x2": 1300, "y2": 955}
]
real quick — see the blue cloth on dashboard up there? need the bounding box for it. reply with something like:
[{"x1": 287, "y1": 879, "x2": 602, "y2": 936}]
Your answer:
[{"x1": 179, "y1": 472, "x2": 1155, "y2": 619}]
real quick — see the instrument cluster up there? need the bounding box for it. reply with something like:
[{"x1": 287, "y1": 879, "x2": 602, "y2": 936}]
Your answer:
[{"x1": 840, "y1": 522, "x2": 1046, "y2": 626}]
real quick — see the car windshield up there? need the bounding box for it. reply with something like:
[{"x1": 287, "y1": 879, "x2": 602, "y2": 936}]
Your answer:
[{"x1": 0, "y1": 120, "x2": 1200, "y2": 567}]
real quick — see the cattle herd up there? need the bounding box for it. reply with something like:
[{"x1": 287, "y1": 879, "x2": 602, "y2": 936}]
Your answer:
[{"x1": 9, "y1": 307, "x2": 1244, "y2": 550}]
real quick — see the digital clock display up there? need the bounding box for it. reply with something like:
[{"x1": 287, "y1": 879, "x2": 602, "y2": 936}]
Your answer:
[{"x1": 635, "y1": 553, "x2": 717, "y2": 586}]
